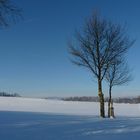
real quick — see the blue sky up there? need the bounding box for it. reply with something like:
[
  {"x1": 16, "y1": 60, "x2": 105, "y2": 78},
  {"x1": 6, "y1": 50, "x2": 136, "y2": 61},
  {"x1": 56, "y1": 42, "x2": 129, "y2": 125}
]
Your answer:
[{"x1": 0, "y1": 0, "x2": 140, "y2": 97}]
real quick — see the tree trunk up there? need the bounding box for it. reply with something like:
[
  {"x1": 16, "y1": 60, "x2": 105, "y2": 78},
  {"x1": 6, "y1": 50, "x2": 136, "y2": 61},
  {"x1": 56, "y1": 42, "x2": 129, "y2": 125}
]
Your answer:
[
  {"x1": 108, "y1": 85, "x2": 112, "y2": 118},
  {"x1": 98, "y1": 80, "x2": 105, "y2": 118}
]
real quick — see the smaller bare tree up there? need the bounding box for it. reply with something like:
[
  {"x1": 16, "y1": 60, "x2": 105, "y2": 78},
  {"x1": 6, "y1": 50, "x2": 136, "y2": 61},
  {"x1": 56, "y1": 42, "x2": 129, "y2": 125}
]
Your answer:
[{"x1": 106, "y1": 59, "x2": 132, "y2": 118}]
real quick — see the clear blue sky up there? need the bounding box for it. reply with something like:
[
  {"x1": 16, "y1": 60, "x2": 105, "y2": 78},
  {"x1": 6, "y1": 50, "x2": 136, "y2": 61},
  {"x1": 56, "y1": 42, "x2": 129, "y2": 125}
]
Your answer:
[{"x1": 0, "y1": 0, "x2": 140, "y2": 97}]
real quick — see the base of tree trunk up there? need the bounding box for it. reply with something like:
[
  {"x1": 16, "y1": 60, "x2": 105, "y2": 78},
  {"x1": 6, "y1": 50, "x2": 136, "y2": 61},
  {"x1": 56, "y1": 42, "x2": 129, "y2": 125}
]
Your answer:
[
  {"x1": 98, "y1": 93, "x2": 105, "y2": 118},
  {"x1": 109, "y1": 100, "x2": 115, "y2": 118},
  {"x1": 110, "y1": 107, "x2": 115, "y2": 118}
]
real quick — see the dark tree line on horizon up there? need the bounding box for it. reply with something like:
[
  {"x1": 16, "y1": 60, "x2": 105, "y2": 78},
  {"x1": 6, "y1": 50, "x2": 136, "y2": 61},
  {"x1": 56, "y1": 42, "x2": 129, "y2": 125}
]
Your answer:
[
  {"x1": 62, "y1": 96, "x2": 140, "y2": 104},
  {"x1": 0, "y1": 92, "x2": 20, "y2": 97}
]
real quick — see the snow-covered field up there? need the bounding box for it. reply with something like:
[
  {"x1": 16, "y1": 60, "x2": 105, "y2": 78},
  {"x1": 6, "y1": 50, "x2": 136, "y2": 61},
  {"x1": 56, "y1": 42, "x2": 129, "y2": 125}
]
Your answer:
[
  {"x1": 0, "y1": 97, "x2": 140, "y2": 140},
  {"x1": 0, "y1": 97, "x2": 140, "y2": 116}
]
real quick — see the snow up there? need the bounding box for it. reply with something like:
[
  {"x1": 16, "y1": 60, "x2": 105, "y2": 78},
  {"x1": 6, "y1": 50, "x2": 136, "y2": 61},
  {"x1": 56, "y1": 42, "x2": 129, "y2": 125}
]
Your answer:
[
  {"x1": 0, "y1": 97, "x2": 140, "y2": 140},
  {"x1": 0, "y1": 97, "x2": 140, "y2": 116},
  {"x1": 0, "y1": 111, "x2": 140, "y2": 140}
]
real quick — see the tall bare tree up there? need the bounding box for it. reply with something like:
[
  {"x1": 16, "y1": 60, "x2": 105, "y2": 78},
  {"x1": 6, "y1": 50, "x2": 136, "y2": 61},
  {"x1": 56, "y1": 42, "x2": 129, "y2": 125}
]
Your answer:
[
  {"x1": 0, "y1": 0, "x2": 21, "y2": 27},
  {"x1": 69, "y1": 13, "x2": 133, "y2": 117},
  {"x1": 106, "y1": 59, "x2": 132, "y2": 118}
]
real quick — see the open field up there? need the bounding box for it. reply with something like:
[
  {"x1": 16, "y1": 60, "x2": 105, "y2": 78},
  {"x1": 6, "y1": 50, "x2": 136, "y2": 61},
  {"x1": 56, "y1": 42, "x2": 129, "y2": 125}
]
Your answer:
[
  {"x1": 0, "y1": 97, "x2": 140, "y2": 116},
  {"x1": 0, "y1": 112, "x2": 140, "y2": 140},
  {"x1": 0, "y1": 97, "x2": 140, "y2": 140}
]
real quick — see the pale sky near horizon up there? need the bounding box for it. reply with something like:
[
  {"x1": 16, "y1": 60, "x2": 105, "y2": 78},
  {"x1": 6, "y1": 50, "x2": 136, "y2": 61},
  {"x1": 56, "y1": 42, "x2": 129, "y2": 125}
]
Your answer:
[{"x1": 0, "y1": 0, "x2": 140, "y2": 97}]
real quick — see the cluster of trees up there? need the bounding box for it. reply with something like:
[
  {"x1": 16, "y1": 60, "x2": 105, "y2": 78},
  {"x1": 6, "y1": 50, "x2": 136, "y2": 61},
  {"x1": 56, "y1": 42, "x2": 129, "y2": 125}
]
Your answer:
[
  {"x1": 62, "y1": 96, "x2": 140, "y2": 104},
  {"x1": 113, "y1": 97, "x2": 140, "y2": 104},
  {"x1": 69, "y1": 13, "x2": 133, "y2": 118},
  {"x1": 62, "y1": 96, "x2": 99, "y2": 102},
  {"x1": 0, "y1": 92, "x2": 20, "y2": 97}
]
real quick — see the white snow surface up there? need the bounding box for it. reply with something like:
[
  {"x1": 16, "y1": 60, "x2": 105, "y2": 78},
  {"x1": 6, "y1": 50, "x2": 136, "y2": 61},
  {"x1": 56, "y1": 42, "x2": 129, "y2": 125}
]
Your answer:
[
  {"x1": 0, "y1": 97, "x2": 140, "y2": 116},
  {"x1": 1, "y1": 97, "x2": 140, "y2": 140}
]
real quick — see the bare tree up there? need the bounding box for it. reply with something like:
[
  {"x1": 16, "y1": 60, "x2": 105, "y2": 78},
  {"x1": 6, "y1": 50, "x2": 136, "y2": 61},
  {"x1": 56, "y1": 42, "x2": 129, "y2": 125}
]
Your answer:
[
  {"x1": 69, "y1": 13, "x2": 133, "y2": 117},
  {"x1": 0, "y1": 0, "x2": 21, "y2": 27},
  {"x1": 106, "y1": 59, "x2": 132, "y2": 118}
]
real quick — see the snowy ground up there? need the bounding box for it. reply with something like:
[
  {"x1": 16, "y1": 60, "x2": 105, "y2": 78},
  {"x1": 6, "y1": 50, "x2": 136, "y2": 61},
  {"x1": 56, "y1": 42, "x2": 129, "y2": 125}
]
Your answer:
[
  {"x1": 0, "y1": 111, "x2": 140, "y2": 140},
  {"x1": 0, "y1": 97, "x2": 140, "y2": 140},
  {"x1": 0, "y1": 97, "x2": 140, "y2": 116}
]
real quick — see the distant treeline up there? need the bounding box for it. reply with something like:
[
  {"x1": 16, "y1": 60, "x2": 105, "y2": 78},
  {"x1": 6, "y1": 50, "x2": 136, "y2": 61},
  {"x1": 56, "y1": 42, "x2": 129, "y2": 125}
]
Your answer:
[
  {"x1": 62, "y1": 96, "x2": 140, "y2": 104},
  {"x1": 62, "y1": 96, "x2": 99, "y2": 102},
  {"x1": 0, "y1": 92, "x2": 21, "y2": 97}
]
